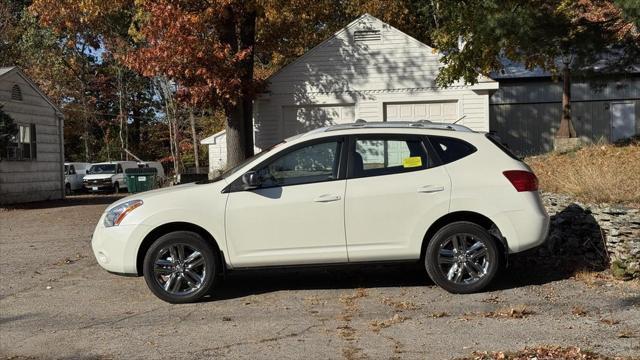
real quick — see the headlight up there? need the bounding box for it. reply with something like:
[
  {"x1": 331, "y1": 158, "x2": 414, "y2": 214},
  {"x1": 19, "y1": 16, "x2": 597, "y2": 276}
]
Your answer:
[{"x1": 104, "y1": 200, "x2": 143, "y2": 227}]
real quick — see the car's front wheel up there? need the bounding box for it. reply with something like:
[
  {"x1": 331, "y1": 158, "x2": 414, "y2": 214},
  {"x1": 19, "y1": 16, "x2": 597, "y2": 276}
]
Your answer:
[
  {"x1": 425, "y1": 221, "x2": 500, "y2": 294},
  {"x1": 143, "y1": 231, "x2": 218, "y2": 303}
]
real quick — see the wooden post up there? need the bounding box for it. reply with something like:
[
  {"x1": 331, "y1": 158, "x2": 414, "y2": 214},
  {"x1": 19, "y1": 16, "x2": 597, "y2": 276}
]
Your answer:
[{"x1": 556, "y1": 62, "x2": 576, "y2": 138}]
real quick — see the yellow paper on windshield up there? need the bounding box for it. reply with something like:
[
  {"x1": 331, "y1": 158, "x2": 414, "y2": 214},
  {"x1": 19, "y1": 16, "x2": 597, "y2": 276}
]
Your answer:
[{"x1": 402, "y1": 156, "x2": 422, "y2": 168}]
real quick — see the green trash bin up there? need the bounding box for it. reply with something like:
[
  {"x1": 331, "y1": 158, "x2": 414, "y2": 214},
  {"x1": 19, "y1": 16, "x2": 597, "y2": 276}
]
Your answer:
[{"x1": 125, "y1": 167, "x2": 158, "y2": 193}]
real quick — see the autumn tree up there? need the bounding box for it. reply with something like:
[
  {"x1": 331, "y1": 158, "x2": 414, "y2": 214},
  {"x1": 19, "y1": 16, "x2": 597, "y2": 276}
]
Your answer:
[
  {"x1": 419, "y1": 0, "x2": 639, "y2": 139},
  {"x1": 29, "y1": 0, "x2": 420, "y2": 167}
]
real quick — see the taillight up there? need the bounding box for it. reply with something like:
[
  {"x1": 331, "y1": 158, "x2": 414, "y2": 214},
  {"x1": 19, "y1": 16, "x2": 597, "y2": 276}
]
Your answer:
[{"x1": 503, "y1": 170, "x2": 538, "y2": 192}]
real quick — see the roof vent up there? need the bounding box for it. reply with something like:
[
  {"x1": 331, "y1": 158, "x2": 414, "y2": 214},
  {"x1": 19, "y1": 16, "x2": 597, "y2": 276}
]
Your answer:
[
  {"x1": 354, "y1": 29, "x2": 381, "y2": 42},
  {"x1": 11, "y1": 84, "x2": 22, "y2": 101}
]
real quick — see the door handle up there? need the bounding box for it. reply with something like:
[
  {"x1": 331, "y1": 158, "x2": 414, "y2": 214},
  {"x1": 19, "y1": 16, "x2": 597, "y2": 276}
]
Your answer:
[
  {"x1": 314, "y1": 194, "x2": 342, "y2": 202},
  {"x1": 417, "y1": 185, "x2": 445, "y2": 193}
]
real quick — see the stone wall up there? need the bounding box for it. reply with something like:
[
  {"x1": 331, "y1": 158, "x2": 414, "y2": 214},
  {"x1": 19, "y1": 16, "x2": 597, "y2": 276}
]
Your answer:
[{"x1": 539, "y1": 192, "x2": 640, "y2": 279}]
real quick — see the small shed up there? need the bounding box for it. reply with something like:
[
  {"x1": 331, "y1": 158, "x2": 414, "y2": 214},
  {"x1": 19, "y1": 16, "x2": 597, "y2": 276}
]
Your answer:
[
  {"x1": 201, "y1": 130, "x2": 261, "y2": 174},
  {"x1": 201, "y1": 130, "x2": 227, "y2": 174},
  {"x1": 0, "y1": 67, "x2": 65, "y2": 205}
]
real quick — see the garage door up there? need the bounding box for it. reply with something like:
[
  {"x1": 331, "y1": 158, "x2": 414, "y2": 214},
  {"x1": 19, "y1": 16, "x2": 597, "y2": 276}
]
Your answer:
[
  {"x1": 282, "y1": 105, "x2": 355, "y2": 137},
  {"x1": 385, "y1": 101, "x2": 458, "y2": 122}
]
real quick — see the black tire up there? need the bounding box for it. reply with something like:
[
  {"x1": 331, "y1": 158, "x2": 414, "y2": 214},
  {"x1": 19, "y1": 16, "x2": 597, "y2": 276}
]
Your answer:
[
  {"x1": 65, "y1": 183, "x2": 72, "y2": 196},
  {"x1": 113, "y1": 182, "x2": 119, "y2": 194},
  {"x1": 425, "y1": 221, "x2": 500, "y2": 294},
  {"x1": 143, "y1": 231, "x2": 218, "y2": 303}
]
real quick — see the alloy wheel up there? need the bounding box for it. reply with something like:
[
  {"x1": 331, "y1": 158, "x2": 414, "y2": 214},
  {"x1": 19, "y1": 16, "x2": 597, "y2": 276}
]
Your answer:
[
  {"x1": 437, "y1": 233, "x2": 489, "y2": 285},
  {"x1": 153, "y1": 243, "x2": 207, "y2": 296}
]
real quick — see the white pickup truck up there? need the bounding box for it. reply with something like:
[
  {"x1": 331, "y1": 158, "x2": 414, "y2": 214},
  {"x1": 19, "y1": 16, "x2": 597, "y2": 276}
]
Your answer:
[{"x1": 83, "y1": 161, "x2": 138, "y2": 193}]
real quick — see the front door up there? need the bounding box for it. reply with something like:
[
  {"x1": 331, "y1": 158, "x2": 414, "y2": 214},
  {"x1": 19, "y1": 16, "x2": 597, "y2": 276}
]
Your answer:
[
  {"x1": 225, "y1": 138, "x2": 348, "y2": 267},
  {"x1": 611, "y1": 102, "x2": 636, "y2": 141},
  {"x1": 344, "y1": 134, "x2": 451, "y2": 261}
]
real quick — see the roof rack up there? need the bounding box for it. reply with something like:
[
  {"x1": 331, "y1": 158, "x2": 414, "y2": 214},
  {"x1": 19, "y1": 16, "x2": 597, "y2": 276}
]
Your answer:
[{"x1": 324, "y1": 120, "x2": 474, "y2": 133}]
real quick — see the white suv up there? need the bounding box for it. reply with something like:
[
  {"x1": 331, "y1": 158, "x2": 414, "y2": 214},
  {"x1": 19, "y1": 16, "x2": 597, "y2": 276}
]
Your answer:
[{"x1": 92, "y1": 122, "x2": 549, "y2": 303}]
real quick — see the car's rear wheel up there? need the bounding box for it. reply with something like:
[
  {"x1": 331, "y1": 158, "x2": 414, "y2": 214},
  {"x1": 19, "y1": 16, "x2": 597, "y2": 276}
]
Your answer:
[
  {"x1": 143, "y1": 231, "x2": 218, "y2": 303},
  {"x1": 425, "y1": 221, "x2": 500, "y2": 293}
]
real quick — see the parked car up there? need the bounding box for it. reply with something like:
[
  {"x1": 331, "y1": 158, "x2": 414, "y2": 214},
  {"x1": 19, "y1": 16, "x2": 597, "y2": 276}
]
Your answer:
[
  {"x1": 83, "y1": 161, "x2": 138, "y2": 193},
  {"x1": 64, "y1": 162, "x2": 89, "y2": 194},
  {"x1": 92, "y1": 122, "x2": 550, "y2": 303}
]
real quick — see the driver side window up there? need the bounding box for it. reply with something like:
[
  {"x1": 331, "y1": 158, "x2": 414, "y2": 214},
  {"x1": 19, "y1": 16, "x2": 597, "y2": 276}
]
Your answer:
[
  {"x1": 258, "y1": 140, "x2": 340, "y2": 187},
  {"x1": 117, "y1": 164, "x2": 123, "y2": 174}
]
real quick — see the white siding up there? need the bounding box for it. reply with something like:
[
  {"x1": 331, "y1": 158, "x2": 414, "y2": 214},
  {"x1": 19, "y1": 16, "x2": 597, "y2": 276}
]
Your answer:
[
  {"x1": 207, "y1": 135, "x2": 227, "y2": 173},
  {"x1": 254, "y1": 14, "x2": 496, "y2": 147},
  {"x1": 0, "y1": 69, "x2": 64, "y2": 205}
]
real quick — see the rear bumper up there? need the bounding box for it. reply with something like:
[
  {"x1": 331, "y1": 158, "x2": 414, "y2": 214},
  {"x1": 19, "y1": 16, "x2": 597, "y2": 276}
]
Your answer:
[{"x1": 492, "y1": 194, "x2": 550, "y2": 253}]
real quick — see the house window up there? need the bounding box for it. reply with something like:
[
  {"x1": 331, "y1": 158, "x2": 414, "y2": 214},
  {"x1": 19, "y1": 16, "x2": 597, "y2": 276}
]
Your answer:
[
  {"x1": 7, "y1": 124, "x2": 37, "y2": 160},
  {"x1": 11, "y1": 85, "x2": 23, "y2": 101}
]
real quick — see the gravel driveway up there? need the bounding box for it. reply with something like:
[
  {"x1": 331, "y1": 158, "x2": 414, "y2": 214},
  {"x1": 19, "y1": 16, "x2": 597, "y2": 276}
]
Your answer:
[{"x1": 1, "y1": 195, "x2": 639, "y2": 359}]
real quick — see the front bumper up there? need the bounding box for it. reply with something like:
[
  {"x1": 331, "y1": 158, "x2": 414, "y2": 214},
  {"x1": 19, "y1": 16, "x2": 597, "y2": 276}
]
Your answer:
[
  {"x1": 84, "y1": 181, "x2": 114, "y2": 191},
  {"x1": 91, "y1": 218, "x2": 151, "y2": 275}
]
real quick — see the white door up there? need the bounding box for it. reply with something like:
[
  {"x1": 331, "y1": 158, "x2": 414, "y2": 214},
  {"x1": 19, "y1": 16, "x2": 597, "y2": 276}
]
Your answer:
[
  {"x1": 282, "y1": 105, "x2": 355, "y2": 138},
  {"x1": 225, "y1": 138, "x2": 348, "y2": 267},
  {"x1": 611, "y1": 102, "x2": 636, "y2": 141},
  {"x1": 385, "y1": 101, "x2": 458, "y2": 122},
  {"x1": 345, "y1": 135, "x2": 451, "y2": 261}
]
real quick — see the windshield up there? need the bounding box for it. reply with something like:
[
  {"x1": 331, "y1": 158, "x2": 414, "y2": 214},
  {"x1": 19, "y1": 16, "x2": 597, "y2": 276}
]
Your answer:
[
  {"x1": 88, "y1": 164, "x2": 116, "y2": 174},
  {"x1": 210, "y1": 141, "x2": 285, "y2": 182}
]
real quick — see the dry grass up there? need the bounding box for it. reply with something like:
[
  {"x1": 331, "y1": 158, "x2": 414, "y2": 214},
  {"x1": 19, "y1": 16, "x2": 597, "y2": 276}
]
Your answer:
[{"x1": 526, "y1": 141, "x2": 640, "y2": 207}]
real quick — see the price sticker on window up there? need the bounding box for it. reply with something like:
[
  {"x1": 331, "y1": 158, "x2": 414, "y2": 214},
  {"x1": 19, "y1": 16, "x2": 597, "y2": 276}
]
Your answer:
[{"x1": 402, "y1": 156, "x2": 422, "y2": 168}]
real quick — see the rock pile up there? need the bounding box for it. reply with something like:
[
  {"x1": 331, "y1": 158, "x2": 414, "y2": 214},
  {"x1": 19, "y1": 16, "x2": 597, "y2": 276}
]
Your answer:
[{"x1": 540, "y1": 192, "x2": 640, "y2": 279}]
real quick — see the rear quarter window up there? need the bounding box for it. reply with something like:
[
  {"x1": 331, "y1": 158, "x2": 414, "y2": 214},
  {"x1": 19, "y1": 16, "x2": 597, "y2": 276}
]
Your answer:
[{"x1": 428, "y1": 136, "x2": 477, "y2": 164}]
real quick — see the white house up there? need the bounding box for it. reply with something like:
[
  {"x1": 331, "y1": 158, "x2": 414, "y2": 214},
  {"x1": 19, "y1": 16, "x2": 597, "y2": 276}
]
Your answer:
[
  {"x1": 204, "y1": 14, "x2": 498, "y2": 173},
  {"x1": 0, "y1": 67, "x2": 65, "y2": 204}
]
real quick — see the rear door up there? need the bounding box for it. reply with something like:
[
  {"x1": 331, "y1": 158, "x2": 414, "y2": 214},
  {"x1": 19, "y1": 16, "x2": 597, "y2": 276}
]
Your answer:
[{"x1": 344, "y1": 134, "x2": 451, "y2": 261}]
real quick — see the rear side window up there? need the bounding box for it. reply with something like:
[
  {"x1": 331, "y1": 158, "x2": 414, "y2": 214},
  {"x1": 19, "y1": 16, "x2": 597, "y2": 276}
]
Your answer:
[
  {"x1": 428, "y1": 136, "x2": 476, "y2": 164},
  {"x1": 351, "y1": 136, "x2": 431, "y2": 178}
]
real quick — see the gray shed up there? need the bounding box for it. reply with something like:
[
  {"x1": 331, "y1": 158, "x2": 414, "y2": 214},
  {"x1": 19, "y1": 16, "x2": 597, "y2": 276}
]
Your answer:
[
  {"x1": 490, "y1": 63, "x2": 639, "y2": 155},
  {"x1": 0, "y1": 67, "x2": 65, "y2": 205}
]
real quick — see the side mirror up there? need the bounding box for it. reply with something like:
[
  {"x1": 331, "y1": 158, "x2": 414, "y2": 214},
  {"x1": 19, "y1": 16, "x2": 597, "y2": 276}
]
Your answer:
[{"x1": 241, "y1": 171, "x2": 261, "y2": 189}]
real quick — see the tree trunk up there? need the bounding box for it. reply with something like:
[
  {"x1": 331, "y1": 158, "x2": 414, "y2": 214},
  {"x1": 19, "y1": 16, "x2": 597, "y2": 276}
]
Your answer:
[
  {"x1": 239, "y1": 9, "x2": 257, "y2": 158},
  {"x1": 225, "y1": 104, "x2": 247, "y2": 168},
  {"x1": 556, "y1": 63, "x2": 576, "y2": 138},
  {"x1": 80, "y1": 87, "x2": 90, "y2": 162},
  {"x1": 189, "y1": 109, "x2": 200, "y2": 173},
  {"x1": 218, "y1": 4, "x2": 256, "y2": 168},
  {"x1": 117, "y1": 68, "x2": 125, "y2": 160}
]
